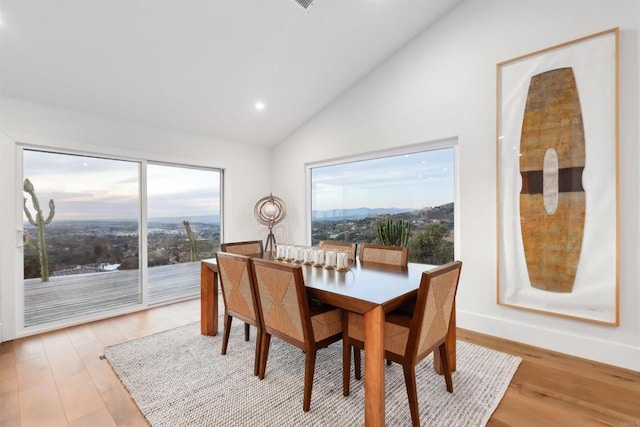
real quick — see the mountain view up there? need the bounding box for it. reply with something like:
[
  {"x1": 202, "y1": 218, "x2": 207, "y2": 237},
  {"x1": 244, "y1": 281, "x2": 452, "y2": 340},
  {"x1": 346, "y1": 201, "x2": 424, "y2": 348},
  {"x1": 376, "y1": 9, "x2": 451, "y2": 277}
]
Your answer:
[{"x1": 23, "y1": 202, "x2": 453, "y2": 280}]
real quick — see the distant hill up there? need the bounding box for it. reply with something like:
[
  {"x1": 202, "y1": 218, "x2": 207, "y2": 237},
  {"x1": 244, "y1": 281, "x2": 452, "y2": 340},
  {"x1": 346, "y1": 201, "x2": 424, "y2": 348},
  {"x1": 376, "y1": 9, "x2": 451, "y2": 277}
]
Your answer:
[
  {"x1": 312, "y1": 207, "x2": 413, "y2": 221},
  {"x1": 148, "y1": 214, "x2": 220, "y2": 224}
]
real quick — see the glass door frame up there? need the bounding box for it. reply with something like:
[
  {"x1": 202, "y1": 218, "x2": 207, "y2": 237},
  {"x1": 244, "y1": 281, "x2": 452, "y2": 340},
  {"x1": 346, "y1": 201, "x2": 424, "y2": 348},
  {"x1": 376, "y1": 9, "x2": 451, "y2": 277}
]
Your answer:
[{"x1": 11, "y1": 142, "x2": 224, "y2": 338}]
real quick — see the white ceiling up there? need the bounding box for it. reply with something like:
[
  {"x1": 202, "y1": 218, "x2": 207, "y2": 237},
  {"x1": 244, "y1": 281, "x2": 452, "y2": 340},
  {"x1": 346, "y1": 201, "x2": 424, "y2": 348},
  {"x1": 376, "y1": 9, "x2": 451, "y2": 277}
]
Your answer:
[{"x1": 0, "y1": 0, "x2": 462, "y2": 146}]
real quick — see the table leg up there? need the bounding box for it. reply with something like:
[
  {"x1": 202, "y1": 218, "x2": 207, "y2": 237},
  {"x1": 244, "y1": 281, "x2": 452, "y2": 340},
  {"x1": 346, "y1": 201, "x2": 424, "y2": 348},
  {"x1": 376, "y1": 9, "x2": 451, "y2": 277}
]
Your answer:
[
  {"x1": 200, "y1": 263, "x2": 218, "y2": 336},
  {"x1": 434, "y1": 301, "x2": 456, "y2": 374},
  {"x1": 364, "y1": 306, "x2": 385, "y2": 427}
]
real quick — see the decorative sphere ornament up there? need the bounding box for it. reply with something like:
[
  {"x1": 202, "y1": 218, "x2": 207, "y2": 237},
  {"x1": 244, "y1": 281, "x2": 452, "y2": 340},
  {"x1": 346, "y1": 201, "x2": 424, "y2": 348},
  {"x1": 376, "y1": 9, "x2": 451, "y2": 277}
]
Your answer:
[
  {"x1": 254, "y1": 194, "x2": 286, "y2": 253},
  {"x1": 263, "y1": 203, "x2": 277, "y2": 218}
]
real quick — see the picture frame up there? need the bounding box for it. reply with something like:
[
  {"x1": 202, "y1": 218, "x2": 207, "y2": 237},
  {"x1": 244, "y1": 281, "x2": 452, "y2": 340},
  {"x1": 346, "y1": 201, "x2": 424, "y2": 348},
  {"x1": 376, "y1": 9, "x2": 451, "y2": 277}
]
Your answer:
[{"x1": 496, "y1": 28, "x2": 619, "y2": 325}]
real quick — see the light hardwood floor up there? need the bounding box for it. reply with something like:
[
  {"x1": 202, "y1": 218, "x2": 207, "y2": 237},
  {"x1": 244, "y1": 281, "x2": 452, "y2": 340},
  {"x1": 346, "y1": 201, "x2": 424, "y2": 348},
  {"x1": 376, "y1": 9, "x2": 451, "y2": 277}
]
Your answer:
[{"x1": 1, "y1": 299, "x2": 639, "y2": 426}]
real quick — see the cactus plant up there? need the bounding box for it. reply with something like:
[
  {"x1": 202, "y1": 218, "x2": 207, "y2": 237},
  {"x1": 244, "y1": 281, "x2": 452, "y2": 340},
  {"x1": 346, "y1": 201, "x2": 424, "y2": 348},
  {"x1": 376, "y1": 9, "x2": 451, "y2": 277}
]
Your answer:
[
  {"x1": 376, "y1": 217, "x2": 410, "y2": 248},
  {"x1": 183, "y1": 220, "x2": 198, "y2": 262},
  {"x1": 23, "y1": 179, "x2": 55, "y2": 282}
]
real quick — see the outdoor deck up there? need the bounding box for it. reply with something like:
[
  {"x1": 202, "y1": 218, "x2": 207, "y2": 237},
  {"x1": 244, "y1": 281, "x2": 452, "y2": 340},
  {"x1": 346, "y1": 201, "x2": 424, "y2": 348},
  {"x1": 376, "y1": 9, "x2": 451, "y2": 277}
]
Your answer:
[{"x1": 24, "y1": 262, "x2": 201, "y2": 327}]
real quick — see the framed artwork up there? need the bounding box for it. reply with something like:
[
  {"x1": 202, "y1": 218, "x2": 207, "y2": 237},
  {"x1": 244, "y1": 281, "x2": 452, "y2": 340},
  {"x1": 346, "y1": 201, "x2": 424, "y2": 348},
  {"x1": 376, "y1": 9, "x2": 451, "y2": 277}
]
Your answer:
[{"x1": 496, "y1": 28, "x2": 619, "y2": 325}]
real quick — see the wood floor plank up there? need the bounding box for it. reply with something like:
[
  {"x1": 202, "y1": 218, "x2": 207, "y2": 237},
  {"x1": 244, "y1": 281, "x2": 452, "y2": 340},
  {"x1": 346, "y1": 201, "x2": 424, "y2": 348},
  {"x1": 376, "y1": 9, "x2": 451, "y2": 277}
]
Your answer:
[
  {"x1": 0, "y1": 353, "x2": 16, "y2": 382},
  {"x1": 66, "y1": 323, "x2": 100, "y2": 348},
  {"x1": 0, "y1": 376, "x2": 20, "y2": 427},
  {"x1": 12, "y1": 335, "x2": 45, "y2": 363},
  {"x1": 68, "y1": 408, "x2": 118, "y2": 427},
  {"x1": 514, "y1": 361, "x2": 640, "y2": 421},
  {"x1": 74, "y1": 340, "x2": 148, "y2": 426},
  {"x1": 46, "y1": 347, "x2": 85, "y2": 382},
  {"x1": 0, "y1": 340, "x2": 14, "y2": 356},
  {"x1": 58, "y1": 371, "x2": 110, "y2": 422},
  {"x1": 489, "y1": 385, "x2": 604, "y2": 427},
  {"x1": 16, "y1": 355, "x2": 55, "y2": 392},
  {"x1": 19, "y1": 380, "x2": 68, "y2": 427},
  {"x1": 89, "y1": 320, "x2": 129, "y2": 348}
]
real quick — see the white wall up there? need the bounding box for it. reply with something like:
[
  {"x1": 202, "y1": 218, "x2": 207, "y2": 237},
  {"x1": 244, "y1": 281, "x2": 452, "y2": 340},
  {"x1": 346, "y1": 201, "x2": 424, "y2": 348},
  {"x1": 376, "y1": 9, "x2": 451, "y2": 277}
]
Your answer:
[
  {"x1": 271, "y1": 1, "x2": 640, "y2": 371},
  {"x1": 0, "y1": 97, "x2": 271, "y2": 340}
]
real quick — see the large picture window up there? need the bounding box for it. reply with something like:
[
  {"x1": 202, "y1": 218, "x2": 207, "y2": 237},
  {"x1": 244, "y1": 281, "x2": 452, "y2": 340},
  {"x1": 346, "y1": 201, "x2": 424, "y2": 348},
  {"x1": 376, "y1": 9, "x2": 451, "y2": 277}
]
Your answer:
[{"x1": 309, "y1": 146, "x2": 455, "y2": 265}]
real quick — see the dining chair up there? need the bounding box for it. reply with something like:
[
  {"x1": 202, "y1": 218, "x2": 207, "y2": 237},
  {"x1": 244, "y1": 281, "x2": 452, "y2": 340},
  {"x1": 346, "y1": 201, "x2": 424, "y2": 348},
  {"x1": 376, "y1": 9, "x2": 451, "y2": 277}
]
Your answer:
[
  {"x1": 358, "y1": 243, "x2": 408, "y2": 266},
  {"x1": 221, "y1": 240, "x2": 264, "y2": 256},
  {"x1": 355, "y1": 243, "x2": 410, "y2": 368},
  {"x1": 221, "y1": 240, "x2": 264, "y2": 340},
  {"x1": 342, "y1": 260, "x2": 462, "y2": 427},
  {"x1": 319, "y1": 240, "x2": 357, "y2": 262},
  {"x1": 215, "y1": 251, "x2": 262, "y2": 376},
  {"x1": 250, "y1": 258, "x2": 343, "y2": 412}
]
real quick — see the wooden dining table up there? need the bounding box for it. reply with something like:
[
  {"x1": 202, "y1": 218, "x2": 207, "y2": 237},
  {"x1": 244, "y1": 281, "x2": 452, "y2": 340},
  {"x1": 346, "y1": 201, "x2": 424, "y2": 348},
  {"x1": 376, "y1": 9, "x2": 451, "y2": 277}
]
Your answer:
[{"x1": 200, "y1": 255, "x2": 457, "y2": 427}]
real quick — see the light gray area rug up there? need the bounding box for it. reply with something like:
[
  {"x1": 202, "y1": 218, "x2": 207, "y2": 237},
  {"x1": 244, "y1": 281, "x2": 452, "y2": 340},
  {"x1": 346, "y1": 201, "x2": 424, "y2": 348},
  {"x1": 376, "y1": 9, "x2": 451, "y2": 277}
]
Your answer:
[{"x1": 105, "y1": 322, "x2": 521, "y2": 426}]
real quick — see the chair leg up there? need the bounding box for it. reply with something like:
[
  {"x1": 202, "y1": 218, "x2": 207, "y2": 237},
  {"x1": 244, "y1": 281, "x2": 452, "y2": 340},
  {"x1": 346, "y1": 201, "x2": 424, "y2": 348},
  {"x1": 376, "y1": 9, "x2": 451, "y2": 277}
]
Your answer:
[
  {"x1": 253, "y1": 327, "x2": 261, "y2": 377},
  {"x1": 244, "y1": 322, "x2": 250, "y2": 341},
  {"x1": 303, "y1": 350, "x2": 317, "y2": 412},
  {"x1": 221, "y1": 314, "x2": 232, "y2": 355},
  {"x1": 354, "y1": 347, "x2": 362, "y2": 380},
  {"x1": 402, "y1": 364, "x2": 420, "y2": 427},
  {"x1": 438, "y1": 343, "x2": 453, "y2": 392},
  {"x1": 258, "y1": 333, "x2": 271, "y2": 380}
]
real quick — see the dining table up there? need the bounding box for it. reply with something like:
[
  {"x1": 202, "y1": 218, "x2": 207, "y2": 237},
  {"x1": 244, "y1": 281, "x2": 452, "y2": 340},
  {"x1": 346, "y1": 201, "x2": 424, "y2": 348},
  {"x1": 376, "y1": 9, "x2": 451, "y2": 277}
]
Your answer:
[{"x1": 200, "y1": 255, "x2": 457, "y2": 427}]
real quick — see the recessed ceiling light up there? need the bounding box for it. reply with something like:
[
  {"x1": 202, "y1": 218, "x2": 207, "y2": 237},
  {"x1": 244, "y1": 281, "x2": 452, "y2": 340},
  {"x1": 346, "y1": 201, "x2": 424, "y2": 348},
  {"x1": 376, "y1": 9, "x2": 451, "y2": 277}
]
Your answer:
[{"x1": 254, "y1": 101, "x2": 265, "y2": 111}]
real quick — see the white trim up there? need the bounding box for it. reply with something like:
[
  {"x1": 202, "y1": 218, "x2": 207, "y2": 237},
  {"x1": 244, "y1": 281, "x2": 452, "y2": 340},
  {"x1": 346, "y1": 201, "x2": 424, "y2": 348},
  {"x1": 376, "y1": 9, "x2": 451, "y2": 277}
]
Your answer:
[
  {"x1": 457, "y1": 309, "x2": 640, "y2": 372},
  {"x1": 140, "y1": 161, "x2": 149, "y2": 305},
  {"x1": 305, "y1": 136, "x2": 458, "y2": 169},
  {"x1": 0, "y1": 133, "x2": 18, "y2": 341}
]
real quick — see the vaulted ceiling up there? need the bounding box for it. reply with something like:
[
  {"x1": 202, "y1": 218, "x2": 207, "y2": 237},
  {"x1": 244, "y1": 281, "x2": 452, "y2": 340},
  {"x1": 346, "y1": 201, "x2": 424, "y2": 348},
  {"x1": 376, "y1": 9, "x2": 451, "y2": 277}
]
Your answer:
[{"x1": 0, "y1": 0, "x2": 462, "y2": 146}]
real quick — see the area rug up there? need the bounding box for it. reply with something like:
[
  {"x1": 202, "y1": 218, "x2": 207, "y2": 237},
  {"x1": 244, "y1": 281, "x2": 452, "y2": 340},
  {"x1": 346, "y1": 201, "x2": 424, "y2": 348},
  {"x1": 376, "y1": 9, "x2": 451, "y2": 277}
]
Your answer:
[{"x1": 104, "y1": 322, "x2": 521, "y2": 426}]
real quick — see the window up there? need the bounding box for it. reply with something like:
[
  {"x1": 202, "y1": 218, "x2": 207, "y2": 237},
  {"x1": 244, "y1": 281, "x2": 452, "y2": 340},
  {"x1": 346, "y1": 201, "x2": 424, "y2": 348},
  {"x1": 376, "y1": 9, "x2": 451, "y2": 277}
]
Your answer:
[
  {"x1": 21, "y1": 148, "x2": 222, "y2": 328},
  {"x1": 309, "y1": 146, "x2": 455, "y2": 264}
]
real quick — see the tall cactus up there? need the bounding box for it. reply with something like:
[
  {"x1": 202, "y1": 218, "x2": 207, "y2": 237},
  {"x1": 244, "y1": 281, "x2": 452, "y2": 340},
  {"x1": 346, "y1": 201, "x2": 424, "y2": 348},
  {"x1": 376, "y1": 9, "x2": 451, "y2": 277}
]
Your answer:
[
  {"x1": 23, "y1": 179, "x2": 55, "y2": 282},
  {"x1": 183, "y1": 220, "x2": 198, "y2": 262},
  {"x1": 376, "y1": 217, "x2": 410, "y2": 248}
]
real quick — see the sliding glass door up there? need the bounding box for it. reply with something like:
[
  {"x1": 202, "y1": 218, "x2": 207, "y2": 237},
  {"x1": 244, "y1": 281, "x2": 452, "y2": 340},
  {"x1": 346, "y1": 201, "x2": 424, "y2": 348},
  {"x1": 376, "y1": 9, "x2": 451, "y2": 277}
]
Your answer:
[
  {"x1": 21, "y1": 149, "x2": 223, "y2": 329},
  {"x1": 22, "y1": 150, "x2": 141, "y2": 327},
  {"x1": 146, "y1": 163, "x2": 221, "y2": 304}
]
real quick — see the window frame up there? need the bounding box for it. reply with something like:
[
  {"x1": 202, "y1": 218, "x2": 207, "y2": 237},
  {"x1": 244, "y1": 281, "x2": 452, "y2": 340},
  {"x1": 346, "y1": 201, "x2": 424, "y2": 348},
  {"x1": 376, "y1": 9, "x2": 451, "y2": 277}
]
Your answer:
[
  {"x1": 304, "y1": 138, "x2": 459, "y2": 260},
  {"x1": 14, "y1": 143, "x2": 224, "y2": 336}
]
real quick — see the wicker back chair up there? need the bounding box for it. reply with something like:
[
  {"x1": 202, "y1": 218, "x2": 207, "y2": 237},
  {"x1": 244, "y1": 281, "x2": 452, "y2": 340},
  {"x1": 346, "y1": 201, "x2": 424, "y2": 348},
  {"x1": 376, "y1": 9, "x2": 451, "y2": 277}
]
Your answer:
[
  {"x1": 343, "y1": 261, "x2": 462, "y2": 427},
  {"x1": 215, "y1": 251, "x2": 262, "y2": 376},
  {"x1": 221, "y1": 240, "x2": 264, "y2": 340},
  {"x1": 221, "y1": 240, "x2": 264, "y2": 256},
  {"x1": 358, "y1": 243, "x2": 408, "y2": 266},
  {"x1": 250, "y1": 258, "x2": 342, "y2": 412}
]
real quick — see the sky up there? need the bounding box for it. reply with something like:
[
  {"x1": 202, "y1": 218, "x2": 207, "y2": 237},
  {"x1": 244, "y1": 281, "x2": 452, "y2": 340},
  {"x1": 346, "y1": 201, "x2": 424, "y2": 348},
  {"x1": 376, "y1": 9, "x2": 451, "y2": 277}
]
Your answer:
[
  {"x1": 311, "y1": 147, "x2": 454, "y2": 211},
  {"x1": 22, "y1": 147, "x2": 454, "y2": 221},
  {"x1": 22, "y1": 150, "x2": 221, "y2": 221}
]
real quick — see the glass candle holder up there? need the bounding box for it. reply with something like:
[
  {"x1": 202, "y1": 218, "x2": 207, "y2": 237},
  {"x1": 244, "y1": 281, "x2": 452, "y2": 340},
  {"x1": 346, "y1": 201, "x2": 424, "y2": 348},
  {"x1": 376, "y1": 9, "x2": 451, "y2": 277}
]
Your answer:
[
  {"x1": 324, "y1": 250, "x2": 337, "y2": 269},
  {"x1": 336, "y1": 251, "x2": 351, "y2": 271},
  {"x1": 312, "y1": 248, "x2": 325, "y2": 267}
]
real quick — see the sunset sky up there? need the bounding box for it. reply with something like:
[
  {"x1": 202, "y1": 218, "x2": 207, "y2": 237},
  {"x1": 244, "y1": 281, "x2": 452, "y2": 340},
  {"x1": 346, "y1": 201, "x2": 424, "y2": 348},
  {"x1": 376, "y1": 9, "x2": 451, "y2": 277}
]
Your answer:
[{"x1": 311, "y1": 147, "x2": 454, "y2": 211}]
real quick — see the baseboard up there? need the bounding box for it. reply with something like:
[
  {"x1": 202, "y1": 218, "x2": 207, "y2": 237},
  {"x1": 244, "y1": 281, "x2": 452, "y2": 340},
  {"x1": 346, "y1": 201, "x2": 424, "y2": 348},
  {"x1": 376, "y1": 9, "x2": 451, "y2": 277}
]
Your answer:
[{"x1": 457, "y1": 310, "x2": 640, "y2": 372}]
